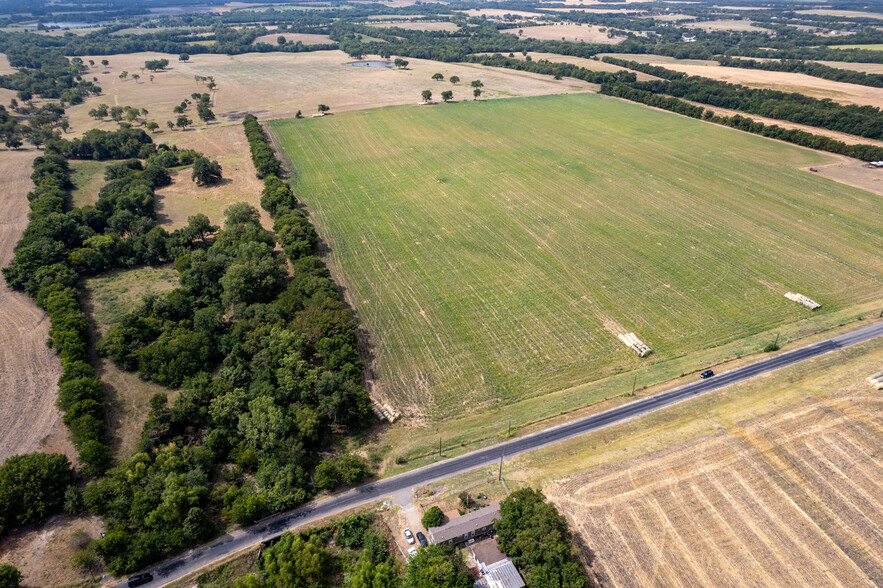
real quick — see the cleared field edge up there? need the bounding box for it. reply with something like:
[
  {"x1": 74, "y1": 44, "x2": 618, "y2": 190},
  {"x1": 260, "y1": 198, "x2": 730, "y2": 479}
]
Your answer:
[
  {"x1": 0, "y1": 149, "x2": 71, "y2": 464},
  {"x1": 267, "y1": 94, "x2": 883, "y2": 424}
]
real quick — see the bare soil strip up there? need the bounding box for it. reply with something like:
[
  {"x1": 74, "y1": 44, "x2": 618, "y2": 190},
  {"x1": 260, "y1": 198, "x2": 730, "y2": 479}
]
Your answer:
[{"x1": 0, "y1": 149, "x2": 73, "y2": 464}]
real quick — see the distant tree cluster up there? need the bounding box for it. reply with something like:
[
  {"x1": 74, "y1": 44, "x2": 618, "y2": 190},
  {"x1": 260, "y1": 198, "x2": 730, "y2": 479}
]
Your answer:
[
  {"x1": 144, "y1": 58, "x2": 170, "y2": 72},
  {"x1": 0, "y1": 46, "x2": 101, "y2": 104}
]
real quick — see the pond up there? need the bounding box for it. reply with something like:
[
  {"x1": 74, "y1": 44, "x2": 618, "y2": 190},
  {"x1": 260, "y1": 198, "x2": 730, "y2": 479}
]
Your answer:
[{"x1": 345, "y1": 60, "x2": 394, "y2": 68}]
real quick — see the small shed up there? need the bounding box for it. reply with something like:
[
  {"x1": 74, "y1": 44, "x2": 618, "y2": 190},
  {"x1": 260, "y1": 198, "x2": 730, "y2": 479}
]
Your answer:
[{"x1": 428, "y1": 503, "x2": 500, "y2": 547}]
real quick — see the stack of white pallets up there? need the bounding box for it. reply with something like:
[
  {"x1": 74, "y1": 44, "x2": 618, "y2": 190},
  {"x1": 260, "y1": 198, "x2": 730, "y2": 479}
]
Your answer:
[
  {"x1": 617, "y1": 332, "x2": 651, "y2": 357},
  {"x1": 867, "y1": 370, "x2": 883, "y2": 390},
  {"x1": 784, "y1": 292, "x2": 821, "y2": 310}
]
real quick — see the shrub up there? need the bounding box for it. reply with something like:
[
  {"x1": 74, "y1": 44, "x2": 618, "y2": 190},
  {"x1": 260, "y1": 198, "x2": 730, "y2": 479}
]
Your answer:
[{"x1": 421, "y1": 505, "x2": 444, "y2": 528}]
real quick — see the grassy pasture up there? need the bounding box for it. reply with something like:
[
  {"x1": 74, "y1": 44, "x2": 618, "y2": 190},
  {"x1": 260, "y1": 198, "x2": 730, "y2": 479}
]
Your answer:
[{"x1": 270, "y1": 93, "x2": 882, "y2": 420}]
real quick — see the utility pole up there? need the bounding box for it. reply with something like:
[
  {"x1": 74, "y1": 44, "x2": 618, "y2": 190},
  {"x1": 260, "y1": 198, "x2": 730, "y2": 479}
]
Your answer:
[
  {"x1": 498, "y1": 454, "x2": 503, "y2": 481},
  {"x1": 439, "y1": 436, "x2": 442, "y2": 458},
  {"x1": 632, "y1": 374, "x2": 637, "y2": 396},
  {"x1": 507, "y1": 415, "x2": 511, "y2": 437},
  {"x1": 774, "y1": 332, "x2": 780, "y2": 348}
]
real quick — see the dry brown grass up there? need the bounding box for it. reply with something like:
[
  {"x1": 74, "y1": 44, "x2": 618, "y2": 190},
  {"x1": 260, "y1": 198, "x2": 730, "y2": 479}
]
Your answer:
[
  {"x1": 0, "y1": 148, "x2": 74, "y2": 465},
  {"x1": 0, "y1": 514, "x2": 106, "y2": 587},
  {"x1": 252, "y1": 32, "x2": 333, "y2": 45},
  {"x1": 155, "y1": 124, "x2": 271, "y2": 231},
  {"x1": 502, "y1": 24, "x2": 625, "y2": 44},
  {"x1": 544, "y1": 347, "x2": 883, "y2": 587},
  {"x1": 64, "y1": 50, "x2": 592, "y2": 134}
]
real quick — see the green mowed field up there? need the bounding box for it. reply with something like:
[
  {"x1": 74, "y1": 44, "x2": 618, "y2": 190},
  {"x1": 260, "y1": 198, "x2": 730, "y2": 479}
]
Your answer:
[{"x1": 270, "y1": 94, "x2": 882, "y2": 419}]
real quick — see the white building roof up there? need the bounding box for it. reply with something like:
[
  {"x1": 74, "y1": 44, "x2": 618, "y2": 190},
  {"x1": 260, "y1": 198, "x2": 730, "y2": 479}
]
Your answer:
[{"x1": 481, "y1": 558, "x2": 525, "y2": 588}]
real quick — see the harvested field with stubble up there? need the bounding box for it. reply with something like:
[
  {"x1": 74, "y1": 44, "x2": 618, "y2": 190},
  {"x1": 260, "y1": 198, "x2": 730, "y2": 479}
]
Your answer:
[
  {"x1": 548, "y1": 377, "x2": 883, "y2": 587},
  {"x1": 271, "y1": 93, "x2": 883, "y2": 420},
  {"x1": 0, "y1": 149, "x2": 73, "y2": 464}
]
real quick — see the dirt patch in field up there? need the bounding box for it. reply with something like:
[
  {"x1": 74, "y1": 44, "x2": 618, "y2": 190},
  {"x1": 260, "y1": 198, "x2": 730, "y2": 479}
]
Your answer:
[
  {"x1": 0, "y1": 513, "x2": 106, "y2": 587},
  {"x1": 548, "y1": 384, "x2": 883, "y2": 586},
  {"x1": 502, "y1": 24, "x2": 625, "y2": 44},
  {"x1": 808, "y1": 157, "x2": 883, "y2": 197},
  {"x1": 0, "y1": 148, "x2": 74, "y2": 465},
  {"x1": 252, "y1": 32, "x2": 333, "y2": 45}
]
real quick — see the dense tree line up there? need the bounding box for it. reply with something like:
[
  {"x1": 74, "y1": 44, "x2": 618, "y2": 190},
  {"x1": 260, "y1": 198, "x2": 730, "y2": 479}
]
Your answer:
[
  {"x1": 64, "y1": 116, "x2": 371, "y2": 575},
  {"x1": 466, "y1": 53, "x2": 637, "y2": 85},
  {"x1": 495, "y1": 488, "x2": 587, "y2": 588},
  {"x1": 232, "y1": 513, "x2": 399, "y2": 587},
  {"x1": 599, "y1": 81, "x2": 883, "y2": 161},
  {"x1": 600, "y1": 56, "x2": 687, "y2": 80},
  {"x1": 716, "y1": 56, "x2": 883, "y2": 88},
  {"x1": 625, "y1": 74, "x2": 883, "y2": 141},
  {"x1": 243, "y1": 114, "x2": 282, "y2": 177}
]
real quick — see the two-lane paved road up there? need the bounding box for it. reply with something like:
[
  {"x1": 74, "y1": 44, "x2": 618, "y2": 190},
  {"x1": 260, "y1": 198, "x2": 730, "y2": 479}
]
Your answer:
[{"x1": 117, "y1": 321, "x2": 883, "y2": 587}]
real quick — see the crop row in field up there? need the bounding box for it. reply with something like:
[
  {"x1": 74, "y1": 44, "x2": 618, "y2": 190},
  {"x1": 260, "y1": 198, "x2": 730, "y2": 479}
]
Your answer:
[{"x1": 271, "y1": 93, "x2": 882, "y2": 419}]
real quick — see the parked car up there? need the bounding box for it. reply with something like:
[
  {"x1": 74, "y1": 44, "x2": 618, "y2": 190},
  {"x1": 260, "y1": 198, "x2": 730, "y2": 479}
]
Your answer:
[
  {"x1": 700, "y1": 369, "x2": 714, "y2": 379},
  {"x1": 127, "y1": 573, "x2": 153, "y2": 588},
  {"x1": 408, "y1": 546, "x2": 419, "y2": 558},
  {"x1": 416, "y1": 531, "x2": 428, "y2": 547},
  {"x1": 403, "y1": 528, "x2": 415, "y2": 544}
]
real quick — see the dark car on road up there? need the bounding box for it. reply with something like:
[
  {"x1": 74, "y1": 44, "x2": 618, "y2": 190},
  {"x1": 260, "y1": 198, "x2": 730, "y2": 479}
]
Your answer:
[
  {"x1": 699, "y1": 369, "x2": 714, "y2": 379},
  {"x1": 416, "y1": 531, "x2": 428, "y2": 547},
  {"x1": 127, "y1": 573, "x2": 153, "y2": 588}
]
